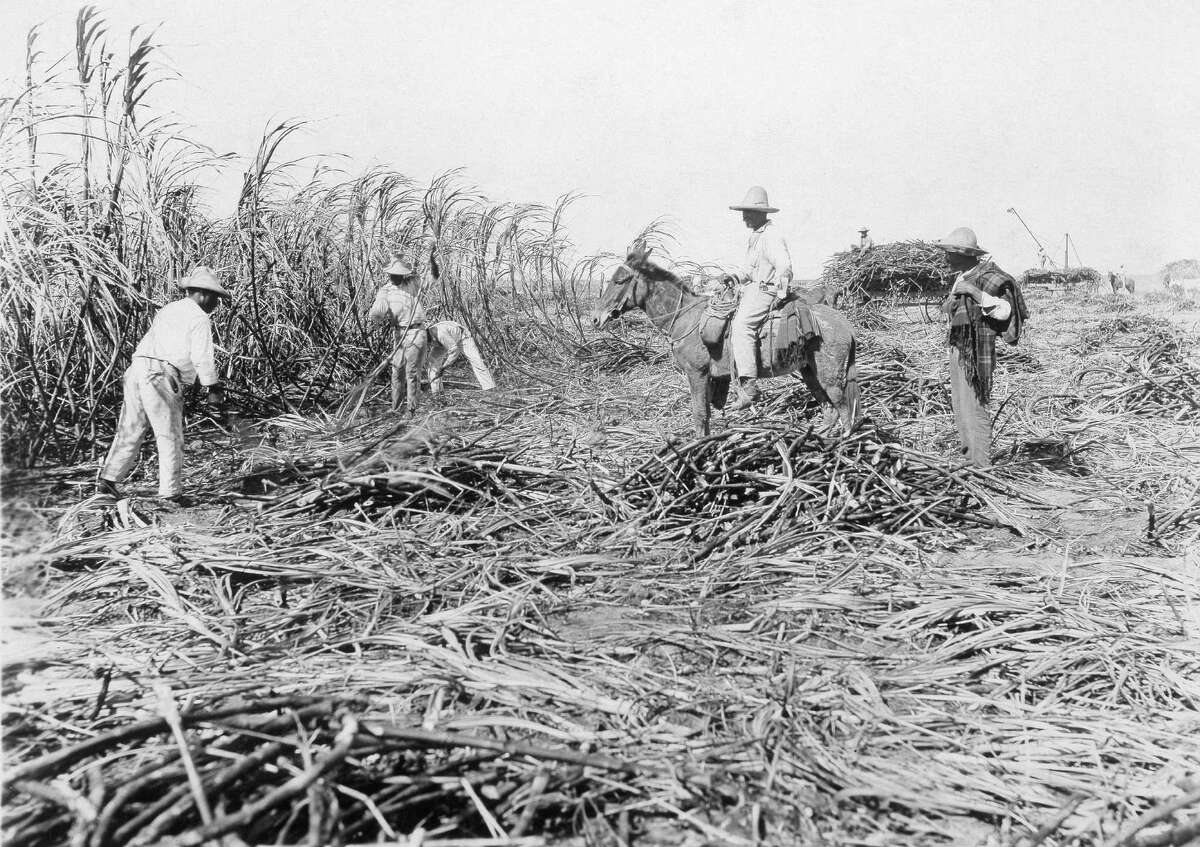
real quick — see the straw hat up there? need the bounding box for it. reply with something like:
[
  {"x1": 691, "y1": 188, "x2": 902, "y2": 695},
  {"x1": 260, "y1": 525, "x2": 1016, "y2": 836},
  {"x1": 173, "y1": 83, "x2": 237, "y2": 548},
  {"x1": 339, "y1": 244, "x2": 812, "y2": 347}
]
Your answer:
[
  {"x1": 933, "y1": 227, "x2": 987, "y2": 256},
  {"x1": 179, "y1": 266, "x2": 232, "y2": 298},
  {"x1": 729, "y1": 186, "x2": 779, "y2": 214},
  {"x1": 385, "y1": 258, "x2": 415, "y2": 277}
]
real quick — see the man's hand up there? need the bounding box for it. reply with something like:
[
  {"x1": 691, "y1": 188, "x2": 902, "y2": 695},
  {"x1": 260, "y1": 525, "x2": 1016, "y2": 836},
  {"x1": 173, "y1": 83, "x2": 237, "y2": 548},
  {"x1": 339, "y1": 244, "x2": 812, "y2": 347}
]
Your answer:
[{"x1": 953, "y1": 279, "x2": 984, "y2": 301}]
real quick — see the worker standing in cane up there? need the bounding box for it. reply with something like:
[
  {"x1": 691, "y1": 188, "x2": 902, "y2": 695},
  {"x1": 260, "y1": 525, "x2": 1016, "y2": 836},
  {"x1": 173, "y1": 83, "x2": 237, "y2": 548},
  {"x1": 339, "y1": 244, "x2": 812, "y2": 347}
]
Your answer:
[
  {"x1": 368, "y1": 257, "x2": 428, "y2": 413},
  {"x1": 95, "y1": 267, "x2": 231, "y2": 505},
  {"x1": 934, "y1": 227, "x2": 1028, "y2": 468}
]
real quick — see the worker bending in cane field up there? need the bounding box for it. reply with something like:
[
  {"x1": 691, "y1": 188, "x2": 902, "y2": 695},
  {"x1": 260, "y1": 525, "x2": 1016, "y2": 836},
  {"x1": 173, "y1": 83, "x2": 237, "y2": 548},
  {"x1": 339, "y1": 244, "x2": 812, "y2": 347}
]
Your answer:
[
  {"x1": 934, "y1": 227, "x2": 1029, "y2": 468},
  {"x1": 95, "y1": 267, "x2": 231, "y2": 505},
  {"x1": 727, "y1": 186, "x2": 794, "y2": 410},
  {"x1": 424, "y1": 320, "x2": 496, "y2": 395},
  {"x1": 368, "y1": 257, "x2": 428, "y2": 413}
]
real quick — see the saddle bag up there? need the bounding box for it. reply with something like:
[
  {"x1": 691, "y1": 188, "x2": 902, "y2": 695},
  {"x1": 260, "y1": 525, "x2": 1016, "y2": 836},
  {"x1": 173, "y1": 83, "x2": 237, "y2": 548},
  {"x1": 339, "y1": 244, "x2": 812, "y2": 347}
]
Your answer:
[
  {"x1": 761, "y1": 301, "x2": 821, "y2": 373},
  {"x1": 700, "y1": 288, "x2": 739, "y2": 348}
]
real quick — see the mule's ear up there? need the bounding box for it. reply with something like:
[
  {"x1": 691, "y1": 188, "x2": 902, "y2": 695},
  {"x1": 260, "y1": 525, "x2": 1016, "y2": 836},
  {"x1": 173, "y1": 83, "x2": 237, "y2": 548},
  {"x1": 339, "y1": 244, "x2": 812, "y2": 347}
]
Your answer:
[{"x1": 627, "y1": 241, "x2": 650, "y2": 264}]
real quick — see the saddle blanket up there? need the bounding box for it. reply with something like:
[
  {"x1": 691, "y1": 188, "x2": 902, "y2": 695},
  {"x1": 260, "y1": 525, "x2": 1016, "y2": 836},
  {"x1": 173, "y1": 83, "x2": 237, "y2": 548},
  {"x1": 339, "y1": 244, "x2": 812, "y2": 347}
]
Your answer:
[{"x1": 700, "y1": 294, "x2": 821, "y2": 378}]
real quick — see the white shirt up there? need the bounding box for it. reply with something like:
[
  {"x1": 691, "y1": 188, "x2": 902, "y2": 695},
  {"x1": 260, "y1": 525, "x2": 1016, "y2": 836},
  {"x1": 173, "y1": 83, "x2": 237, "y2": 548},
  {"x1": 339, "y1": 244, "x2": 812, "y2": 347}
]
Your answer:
[
  {"x1": 133, "y1": 298, "x2": 219, "y2": 386},
  {"x1": 428, "y1": 319, "x2": 469, "y2": 350},
  {"x1": 742, "y1": 221, "x2": 793, "y2": 296},
  {"x1": 368, "y1": 282, "x2": 427, "y2": 328}
]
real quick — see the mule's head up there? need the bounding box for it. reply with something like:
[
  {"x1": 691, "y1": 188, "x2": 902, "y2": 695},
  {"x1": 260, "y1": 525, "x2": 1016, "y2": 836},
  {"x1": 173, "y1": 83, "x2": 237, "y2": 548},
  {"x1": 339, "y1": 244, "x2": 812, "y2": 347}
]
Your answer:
[{"x1": 591, "y1": 243, "x2": 653, "y2": 328}]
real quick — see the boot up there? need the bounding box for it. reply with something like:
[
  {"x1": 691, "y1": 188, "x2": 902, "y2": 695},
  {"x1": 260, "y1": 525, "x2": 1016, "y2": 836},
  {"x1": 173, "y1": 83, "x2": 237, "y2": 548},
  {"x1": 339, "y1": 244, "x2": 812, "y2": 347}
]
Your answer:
[
  {"x1": 95, "y1": 478, "x2": 122, "y2": 502},
  {"x1": 729, "y1": 377, "x2": 760, "y2": 411}
]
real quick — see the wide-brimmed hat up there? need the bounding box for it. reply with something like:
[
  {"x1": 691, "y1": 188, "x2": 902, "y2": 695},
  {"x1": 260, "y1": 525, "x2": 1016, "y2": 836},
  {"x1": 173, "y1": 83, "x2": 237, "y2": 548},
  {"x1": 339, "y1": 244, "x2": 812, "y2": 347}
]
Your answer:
[
  {"x1": 179, "y1": 266, "x2": 232, "y2": 298},
  {"x1": 729, "y1": 186, "x2": 779, "y2": 214},
  {"x1": 385, "y1": 258, "x2": 415, "y2": 277},
  {"x1": 933, "y1": 227, "x2": 987, "y2": 256}
]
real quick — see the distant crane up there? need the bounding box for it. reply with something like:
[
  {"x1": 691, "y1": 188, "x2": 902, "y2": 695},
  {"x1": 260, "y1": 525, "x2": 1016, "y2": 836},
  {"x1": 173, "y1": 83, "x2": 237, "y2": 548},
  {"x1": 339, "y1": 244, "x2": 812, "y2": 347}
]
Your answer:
[{"x1": 1006, "y1": 207, "x2": 1057, "y2": 269}]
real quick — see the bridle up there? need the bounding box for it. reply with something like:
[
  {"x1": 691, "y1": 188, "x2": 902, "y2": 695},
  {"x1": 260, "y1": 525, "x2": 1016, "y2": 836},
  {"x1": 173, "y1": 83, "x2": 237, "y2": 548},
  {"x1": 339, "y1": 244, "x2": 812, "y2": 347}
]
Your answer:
[
  {"x1": 610, "y1": 265, "x2": 641, "y2": 316},
  {"x1": 609, "y1": 264, "x2": 692, "y2": 345}
]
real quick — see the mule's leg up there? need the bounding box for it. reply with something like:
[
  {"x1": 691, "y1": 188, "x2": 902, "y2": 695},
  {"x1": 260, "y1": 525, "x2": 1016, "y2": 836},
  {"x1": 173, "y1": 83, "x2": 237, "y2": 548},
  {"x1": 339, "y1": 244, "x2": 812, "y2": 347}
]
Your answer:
[
  {"x1": 806, "y1": 333, "x2": 859, "y2": 436},
  {"x1": 821, "y1": 378, "x2": 846, "y2": 434},
  {"x1": 799, "y1": 362, "x2": 840, "y2": 434},
  {"x1": 686, "y1": 370, "x2": 711, "y2": 436},
  {"x1": 836, "y1": 339, "x2": 860, "y2": 434},
  {"x1": 840, "y1": 360, "x2": 860, "y2": 433},
  {"x1": 710, "y1": 374, "x2": 731, "y2": 410}
]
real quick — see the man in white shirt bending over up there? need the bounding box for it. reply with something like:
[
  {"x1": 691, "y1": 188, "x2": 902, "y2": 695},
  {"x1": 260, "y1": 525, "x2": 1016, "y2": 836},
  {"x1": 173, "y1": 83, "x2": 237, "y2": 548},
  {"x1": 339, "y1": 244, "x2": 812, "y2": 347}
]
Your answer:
[
  {"x1": 727, "y1": 186, "x2": 794, "y2": 410},
  {"x1": 424, "y1": 320, "x2": 497, "y2": 394},
  {"x1": 96, "y1": 267, "x2": 230, "y2": 504}
]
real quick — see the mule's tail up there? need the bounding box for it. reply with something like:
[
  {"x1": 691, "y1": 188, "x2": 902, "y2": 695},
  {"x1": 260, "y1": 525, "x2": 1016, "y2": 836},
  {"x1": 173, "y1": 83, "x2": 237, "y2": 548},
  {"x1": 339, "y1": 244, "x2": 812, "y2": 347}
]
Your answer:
[
  {"x1": 711, "y1": 374, "x2": 731, "y2": 410},
  {"x1": 842, "y1": 335, "x2": 860, "y2": 433}
]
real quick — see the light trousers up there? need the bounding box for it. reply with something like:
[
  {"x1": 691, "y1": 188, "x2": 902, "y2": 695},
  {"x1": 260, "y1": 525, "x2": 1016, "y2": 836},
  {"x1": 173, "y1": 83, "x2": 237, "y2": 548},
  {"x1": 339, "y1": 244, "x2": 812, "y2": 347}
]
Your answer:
[
  {"x1": 948, "y1": 346, "x2": 992, "y2": 468},
  {"x1": 731, "y1": 284, "x2": 777, "y2": 378},
  {"x1": 427, "y1": 332, "x2": 496, "y2": 393},
  {"x1": 101, "y1": 358, "x2": 186, "y2": 497},
  {"x1": 389, "y1": 328, "x2": 427, "y2": 411}
]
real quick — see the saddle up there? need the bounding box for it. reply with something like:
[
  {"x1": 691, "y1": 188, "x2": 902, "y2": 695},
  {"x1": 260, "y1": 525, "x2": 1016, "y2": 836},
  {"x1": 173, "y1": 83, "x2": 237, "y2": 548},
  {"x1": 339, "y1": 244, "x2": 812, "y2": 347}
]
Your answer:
[{"x1": 699, "y1": 288, "x2": 822, "y2": 378}]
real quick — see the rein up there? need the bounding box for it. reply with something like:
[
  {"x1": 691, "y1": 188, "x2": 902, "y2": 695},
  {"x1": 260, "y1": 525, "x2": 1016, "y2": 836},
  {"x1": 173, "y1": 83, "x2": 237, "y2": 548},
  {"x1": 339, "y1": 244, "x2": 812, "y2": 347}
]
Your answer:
[{"x1": 615, "y1": 265, "x2": 696, "y2": 345}]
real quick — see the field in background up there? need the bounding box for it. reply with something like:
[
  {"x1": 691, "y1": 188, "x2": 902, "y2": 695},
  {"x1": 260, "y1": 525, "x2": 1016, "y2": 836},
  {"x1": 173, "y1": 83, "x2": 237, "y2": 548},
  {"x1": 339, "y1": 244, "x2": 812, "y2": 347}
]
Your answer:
[{"x1": 4, "y1": 10, "x2": 1200, "y2": 847}]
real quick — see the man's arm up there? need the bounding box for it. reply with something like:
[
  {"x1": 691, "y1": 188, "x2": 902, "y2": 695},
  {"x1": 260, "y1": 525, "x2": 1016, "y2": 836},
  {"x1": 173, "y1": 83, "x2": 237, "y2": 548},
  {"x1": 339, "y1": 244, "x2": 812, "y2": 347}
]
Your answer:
[
  {"x1": 188, "y1": 314, "x2": 224, "y2": 404},
  {"x1": 367, "y1": 289, "x2": 391, "y2": 327},
  {"x1": 768, "y1": 230, "x2": 794, "y2": 297},
  {"x1": 953, "y1": 279, "x2": 1012, "y2": 321}
]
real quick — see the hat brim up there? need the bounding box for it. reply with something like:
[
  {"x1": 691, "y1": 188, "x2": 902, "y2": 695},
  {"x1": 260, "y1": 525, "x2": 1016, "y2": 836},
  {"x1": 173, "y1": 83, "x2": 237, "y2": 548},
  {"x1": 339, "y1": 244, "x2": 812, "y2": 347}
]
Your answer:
[
  {"x1": 183, "y1": 284, "x2": 232, "y2": 299},
  {"x1": 729, "y1": 204, "x2": 779, "y2": 213},
  {"x1": 933, "y1": 241, "x2": 987, "y2": 256}
]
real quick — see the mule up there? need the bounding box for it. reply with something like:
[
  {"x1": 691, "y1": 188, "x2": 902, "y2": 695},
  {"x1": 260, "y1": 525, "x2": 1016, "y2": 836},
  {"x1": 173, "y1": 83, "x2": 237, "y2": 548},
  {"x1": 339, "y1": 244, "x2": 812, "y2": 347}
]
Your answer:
[
  {"x1": 1107, "y1": 271, "x2": 1135, "y2": 296},
  {"x1": 591, "y1": 246, "x2": 859, "y2": 436}
]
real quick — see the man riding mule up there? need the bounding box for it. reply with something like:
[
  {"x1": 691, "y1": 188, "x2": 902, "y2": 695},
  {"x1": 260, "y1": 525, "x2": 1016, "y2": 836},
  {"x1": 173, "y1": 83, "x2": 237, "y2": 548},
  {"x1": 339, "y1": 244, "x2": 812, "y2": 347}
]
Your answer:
[
  {"x1": 591, "y1": 244, "x2": 858, "y2": 436},
  {"x1": 727, "y1": 186, "x2": 795, "y2": 410}
]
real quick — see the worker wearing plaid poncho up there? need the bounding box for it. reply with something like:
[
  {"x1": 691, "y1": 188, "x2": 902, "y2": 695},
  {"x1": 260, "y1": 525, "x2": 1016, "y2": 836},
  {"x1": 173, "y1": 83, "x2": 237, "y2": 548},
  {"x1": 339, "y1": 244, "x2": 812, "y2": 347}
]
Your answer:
[{"x1": 934, "y1": 227, "x2": 1029, "y2": 468}]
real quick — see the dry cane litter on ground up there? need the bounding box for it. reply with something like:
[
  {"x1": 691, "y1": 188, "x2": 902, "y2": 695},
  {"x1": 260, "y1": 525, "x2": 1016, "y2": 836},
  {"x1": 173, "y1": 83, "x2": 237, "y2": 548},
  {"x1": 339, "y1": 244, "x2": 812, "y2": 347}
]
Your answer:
[{"x1": 3, "y1": 287, "x2": 1200, "y2": 847}]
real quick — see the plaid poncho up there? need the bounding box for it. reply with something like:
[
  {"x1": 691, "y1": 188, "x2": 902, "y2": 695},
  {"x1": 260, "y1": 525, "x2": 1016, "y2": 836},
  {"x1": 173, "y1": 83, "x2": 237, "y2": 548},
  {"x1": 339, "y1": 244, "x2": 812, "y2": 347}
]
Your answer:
[{"x1": 943, "y1": 261, "x2": 1028, "y2": 402}]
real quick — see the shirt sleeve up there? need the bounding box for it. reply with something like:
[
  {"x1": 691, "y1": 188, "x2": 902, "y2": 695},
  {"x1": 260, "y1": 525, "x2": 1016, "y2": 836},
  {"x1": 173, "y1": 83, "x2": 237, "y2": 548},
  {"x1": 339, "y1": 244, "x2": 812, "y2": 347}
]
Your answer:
[
  {"x1": 980, "y1": 291, "x2": 1012, "y2": 321},
  {"x1": 368, "y1": 289, "x2": 390, "y2": 326},
  {"x1": 189, "y1": 313, "x2": 220, "y2": 386},
  {"x1": 767, "y1": 230, "x2": 794, "y2": 294}
]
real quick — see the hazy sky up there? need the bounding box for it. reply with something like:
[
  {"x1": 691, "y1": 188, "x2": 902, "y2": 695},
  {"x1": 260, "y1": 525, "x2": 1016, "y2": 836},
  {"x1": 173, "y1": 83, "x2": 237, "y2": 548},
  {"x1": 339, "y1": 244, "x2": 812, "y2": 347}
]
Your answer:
[{"x1": 4, "y1": 0, "x2": 1199, "y2": 277}]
